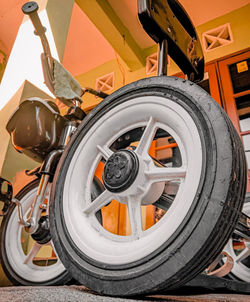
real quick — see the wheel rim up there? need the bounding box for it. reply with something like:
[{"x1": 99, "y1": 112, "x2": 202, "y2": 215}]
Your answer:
[
  {"x1": 224, "y1": 202, "x2": 250, "y2": 282},
  {"x1": 63, "y1": 96, "x2": 203, "y2": 265},
  {"x1": 5, "y1": 185, "x2": 66, "y2": 283}
]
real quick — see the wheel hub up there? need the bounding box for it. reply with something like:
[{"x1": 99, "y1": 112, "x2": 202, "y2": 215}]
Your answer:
[
  {"x1": 31, "y1": 216, "x2": 51, "y2": 244},
  {"x1": 102, "y1": 149, "x2": 139, "y2": 193}
]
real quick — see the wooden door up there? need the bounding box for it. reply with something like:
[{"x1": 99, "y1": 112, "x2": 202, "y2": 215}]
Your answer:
[{"x1": 218, "y1": 50, "x2": 250, "y2": 191}]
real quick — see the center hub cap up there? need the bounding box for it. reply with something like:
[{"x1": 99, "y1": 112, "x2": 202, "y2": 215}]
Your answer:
[{"x1": 103, "y1": 149, "x2": 139, "y2": 193}]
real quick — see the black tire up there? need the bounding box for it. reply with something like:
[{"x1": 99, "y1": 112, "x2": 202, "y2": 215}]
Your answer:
[
  {"x1": 50, "y1": 76, "x2": 246, "y2": 296},
  {"x1": 0, "y1": 179, "x2": 72, "y2": 286}
]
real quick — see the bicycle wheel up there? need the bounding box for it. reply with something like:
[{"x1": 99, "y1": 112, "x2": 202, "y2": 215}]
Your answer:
[
  {"x1": 223, "y1": 195, "x2": 250, "y2": 282},
  {"x1": 0, "y1": 179, "x2": 71, "y2": 285},
  {"x1": 50, "y1": 76, "x2": 246, "y2": 296}
]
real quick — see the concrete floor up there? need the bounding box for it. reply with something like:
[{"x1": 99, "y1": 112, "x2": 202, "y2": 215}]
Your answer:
[{"x1": 0, "y1": 286, "x2": 249, "y2": 302}]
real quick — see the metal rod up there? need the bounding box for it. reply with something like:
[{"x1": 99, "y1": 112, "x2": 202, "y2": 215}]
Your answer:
[
  {"x1": 157, "y1": 40, "x2": 168, "y2": 76},
  {"x1": 58, "y1": 123, "x2": 77, "y2": 148},
  {"x1": 82, "y1": 87, "x2": 109, "y2": 99},
  {"x1": 22, "y1": 2, "x2": 53, "y2": 75},
  {"x1": 25, "y1": 174, "x2": 50, "y2": 233},
  {"x1": 12, "y1": 198, "x2": 30, "y2": 227}
]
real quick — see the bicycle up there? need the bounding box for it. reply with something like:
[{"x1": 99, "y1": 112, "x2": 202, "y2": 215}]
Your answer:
[{"x1": 0, "y1": 0, "x2": 249, "y2": 296}]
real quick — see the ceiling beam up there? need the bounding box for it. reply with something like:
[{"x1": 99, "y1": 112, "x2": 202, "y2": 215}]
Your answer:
[{"x1": 75, "y1": 0, "x2": 145, "y2": 71}]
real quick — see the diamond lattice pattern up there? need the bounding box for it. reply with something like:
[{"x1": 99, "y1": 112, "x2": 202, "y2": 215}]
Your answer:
[{"x1": 202, "y1": 23, "x2": 233, "y2": 52}]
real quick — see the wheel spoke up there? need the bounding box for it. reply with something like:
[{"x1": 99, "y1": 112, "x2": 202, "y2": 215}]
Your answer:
[
  {"x1": 83, "y1": 190, "x2": 113, "y2": 215},
  {"x1": 97, "y1": 145, "x2": 113, "y2": 160},
  {"x1": 145, "y1": 166, "x2": 186, "y2": 183},
  {"x1": 136, "y1": 117, "x2": 156, "y2": 157},
  {"x1": 127, "y1": 197, "x2": 143, "y2": 240},
  {"x1": 235, "y1": 247, "x2": 250, "y2": 263},
  {"x1": 24, "y1": 242, "x2": 41, "y2": 265}
]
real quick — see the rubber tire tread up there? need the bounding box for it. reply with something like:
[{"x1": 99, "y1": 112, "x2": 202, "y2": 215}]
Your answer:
[{"x1": 160, "y1": 81, "x2": 247, "y2": 291}]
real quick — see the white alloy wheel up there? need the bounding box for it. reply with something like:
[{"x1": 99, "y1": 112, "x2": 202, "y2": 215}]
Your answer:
[
  {"x1": 0, "y1": 180, "x2": 69, "y2": 285},
  {"x1": 50, "y1": 77, "x2": 246, "y2": 296},
  {"x1": 62, "y1": 96, "x2": 202, "y2": 264},
  {"x1": 223, "y1": 201, "x2": 250, "y2": 282}
]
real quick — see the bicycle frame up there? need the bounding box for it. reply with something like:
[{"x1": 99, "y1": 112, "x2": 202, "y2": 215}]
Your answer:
[{"x1": 0, "y1": 0, "x2": 249, "y2": 242}]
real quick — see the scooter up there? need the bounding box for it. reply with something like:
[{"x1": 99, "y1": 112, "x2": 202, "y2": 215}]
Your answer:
[{"x1": 0, "y1": 0, "x2": 249, "y2": 295}]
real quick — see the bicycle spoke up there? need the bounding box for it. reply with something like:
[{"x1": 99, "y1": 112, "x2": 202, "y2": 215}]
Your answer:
[
  {"x1": 127, "y1": 197, "x2": 143, "y2": 240},
  {"x1": 83, "y1": 190, "x2": 113, "y2": 215},
  {"x1": 24, "y1": 242, "x2": 41, "y2": 265},
  {"x1": 145, "y1": 166, "x2": 186, "y2": 183},
  {"x1": 97, "y1": 145, "x2": 113, "y2": 160},
  {"x1": 136, "y1": 117, "x2": 156, "y2": 157},
  {"x1": 235, "y1": 247, "x2": 250, "y2": 263}
]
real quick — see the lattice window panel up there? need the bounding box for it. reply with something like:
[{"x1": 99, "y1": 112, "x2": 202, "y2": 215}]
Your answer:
[
  {"x1": 202, "y1": 23, "x2": 233, "y2": 52},
  {"x1": 146, "y1": 53, "x2": 158, "y2": 75},
  {"x1": 95, "y1": 72, "x2": 114, "y2": 93},
  {"x1": 146, "y1": 52, "x2": 171, "y2": 75}
]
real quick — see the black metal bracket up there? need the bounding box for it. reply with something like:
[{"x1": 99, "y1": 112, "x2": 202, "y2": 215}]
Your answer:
[
  {"x1": 158, "y1": 40, "x2": 168, "y2": 76},
  {"x1": 0, "y1": 177, "x2": 13, "y2": 216}
]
